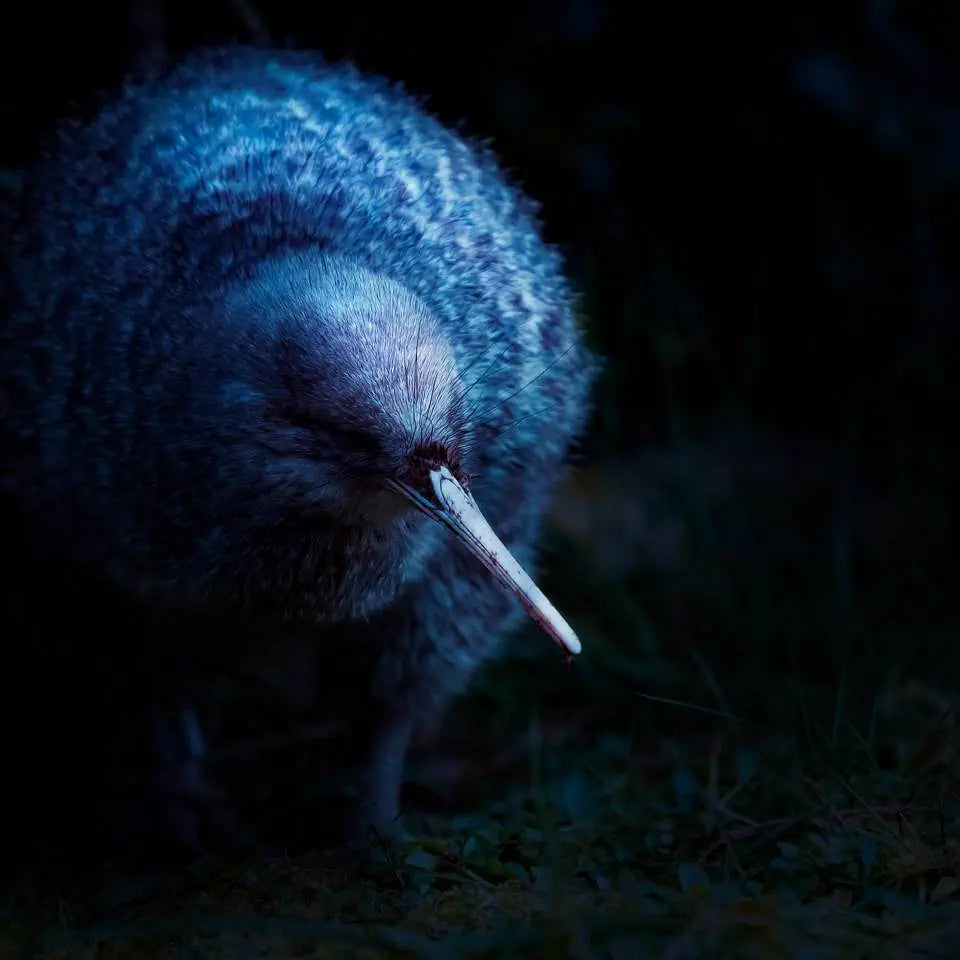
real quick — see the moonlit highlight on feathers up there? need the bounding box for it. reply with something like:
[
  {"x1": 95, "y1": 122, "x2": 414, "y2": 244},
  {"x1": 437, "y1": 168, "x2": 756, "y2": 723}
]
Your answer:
[{"x1": 0, "y1": 45, "x2": 594, "y2": 726}]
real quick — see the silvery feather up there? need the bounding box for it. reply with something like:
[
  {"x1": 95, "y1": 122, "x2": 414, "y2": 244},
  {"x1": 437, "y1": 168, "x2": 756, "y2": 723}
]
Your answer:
[{"x1": 0, "y1": 46, "x2": 593, "y2": 844}]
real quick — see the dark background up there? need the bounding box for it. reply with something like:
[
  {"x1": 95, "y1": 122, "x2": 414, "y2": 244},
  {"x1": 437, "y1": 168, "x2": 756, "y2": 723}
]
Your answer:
[{"x1": 1, "y1": 0, "x2": 958, "y2": 890}]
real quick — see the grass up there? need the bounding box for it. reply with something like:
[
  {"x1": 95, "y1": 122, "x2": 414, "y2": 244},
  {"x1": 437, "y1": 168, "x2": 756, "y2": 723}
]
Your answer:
[{"x1": 3, "y1": 685, "x2": 957, "y2": 957}]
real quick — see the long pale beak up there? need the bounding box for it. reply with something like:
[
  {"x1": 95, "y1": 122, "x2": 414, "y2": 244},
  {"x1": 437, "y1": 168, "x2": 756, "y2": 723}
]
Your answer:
[{"x1": 386, "y1": 464, "x2": 581, "y2": 656}]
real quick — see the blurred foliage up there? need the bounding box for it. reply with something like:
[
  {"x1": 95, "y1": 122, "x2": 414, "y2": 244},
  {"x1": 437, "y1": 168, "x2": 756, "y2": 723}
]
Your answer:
[{"x1": 2, "y1": 0, "x2": 959, "y2": 955}]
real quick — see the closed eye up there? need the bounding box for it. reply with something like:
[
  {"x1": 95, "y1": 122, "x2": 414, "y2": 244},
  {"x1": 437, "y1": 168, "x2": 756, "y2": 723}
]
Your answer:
[
  {"x1": 279, "y1": 405, "x2": 383, "y2": 459},
  {"x1": 326, "y1": 423, "x2": 382, "y2": 457}
]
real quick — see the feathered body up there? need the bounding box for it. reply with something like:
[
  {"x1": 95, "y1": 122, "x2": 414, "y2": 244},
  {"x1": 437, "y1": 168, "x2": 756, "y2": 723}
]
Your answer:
[{"x1": 0, "y1": 47, "x2": 592, "y2": 848}]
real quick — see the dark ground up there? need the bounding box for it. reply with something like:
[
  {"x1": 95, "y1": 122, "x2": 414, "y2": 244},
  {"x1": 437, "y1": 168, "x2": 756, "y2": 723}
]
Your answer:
[{"x1": 1, "y1": 1, "x2": 959, "y2": 956}]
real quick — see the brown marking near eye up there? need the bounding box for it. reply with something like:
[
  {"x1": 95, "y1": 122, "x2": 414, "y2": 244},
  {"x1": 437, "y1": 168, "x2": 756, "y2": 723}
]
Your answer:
[{"x1": 409, "y1": 440, "x2": 468, "y2": 490}]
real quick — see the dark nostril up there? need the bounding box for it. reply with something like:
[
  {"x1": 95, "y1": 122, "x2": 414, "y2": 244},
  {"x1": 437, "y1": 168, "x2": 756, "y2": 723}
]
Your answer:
[
  {"x1": 410, "y1": 440, "x2": 449, "y2": 465},
  {"x1": 408, "y1": 440, "x2": 466, "y2": 489}
]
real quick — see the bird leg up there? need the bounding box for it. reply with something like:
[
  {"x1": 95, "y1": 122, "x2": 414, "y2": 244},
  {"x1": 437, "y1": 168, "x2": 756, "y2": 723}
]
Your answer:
[
  {"x1": 359, "y1": 711, "x2": 413, "y2": 829},
  {"x1": 119, "y1": 703, "x2": 242, "y2": 860}
]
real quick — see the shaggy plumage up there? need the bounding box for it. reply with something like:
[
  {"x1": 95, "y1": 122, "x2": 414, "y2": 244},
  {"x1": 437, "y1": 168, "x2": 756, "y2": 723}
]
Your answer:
[{"x1": 0, "y1": 46, "x2": 593, "y2": 852}]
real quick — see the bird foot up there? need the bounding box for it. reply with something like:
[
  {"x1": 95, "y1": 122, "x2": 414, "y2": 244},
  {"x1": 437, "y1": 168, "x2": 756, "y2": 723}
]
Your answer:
[
  {"x1": 105, "y1": 756, "x2": 249, "y2": 865},
  {"x1": 107, "y1": 705, "x2": 250, "y2": 863}
]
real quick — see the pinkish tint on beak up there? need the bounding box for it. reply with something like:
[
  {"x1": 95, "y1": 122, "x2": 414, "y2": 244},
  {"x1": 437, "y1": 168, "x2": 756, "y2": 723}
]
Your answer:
[{"x1": 386, "y1": 464, "x2": 581, "y2": 656}]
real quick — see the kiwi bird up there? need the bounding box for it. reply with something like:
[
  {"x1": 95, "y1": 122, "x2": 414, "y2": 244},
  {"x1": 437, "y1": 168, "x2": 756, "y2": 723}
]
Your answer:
[{"x1": 0, "y1": 46, "x2": 593, "y2": 850}]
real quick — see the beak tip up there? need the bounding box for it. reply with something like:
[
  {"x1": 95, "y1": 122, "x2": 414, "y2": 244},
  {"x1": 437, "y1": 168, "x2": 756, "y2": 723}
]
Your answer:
[{"x1": 403, "y1": 464, "x2": 584, "y2": 657}]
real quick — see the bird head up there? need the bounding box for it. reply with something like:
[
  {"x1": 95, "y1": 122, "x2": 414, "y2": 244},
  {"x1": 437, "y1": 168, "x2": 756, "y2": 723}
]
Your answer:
[{"x1": 217, "y1": 252, "x2": 579, "y2": 654}]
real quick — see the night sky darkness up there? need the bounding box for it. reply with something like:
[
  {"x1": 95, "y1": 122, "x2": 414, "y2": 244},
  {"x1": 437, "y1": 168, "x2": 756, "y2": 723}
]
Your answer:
[{"x1": 1, "y1": 0, "x2": 958, "y2": 952}]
